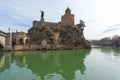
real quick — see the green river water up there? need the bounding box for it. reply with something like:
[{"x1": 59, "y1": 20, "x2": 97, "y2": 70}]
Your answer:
[{"x1": 0, "y1": 47, "x2": 120, "y2": 80}]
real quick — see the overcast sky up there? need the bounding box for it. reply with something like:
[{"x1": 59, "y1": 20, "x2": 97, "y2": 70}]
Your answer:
[{"x1": 0, "y1": 0, "x2": 120, "y2": 40}]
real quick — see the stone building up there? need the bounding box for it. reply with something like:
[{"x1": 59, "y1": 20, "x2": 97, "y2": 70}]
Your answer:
[
  {"x1": 12, "y1": 31, "x2": 28, "y2": 45},
  {"x1": 28, "y1": 7, "x2": 91, "y2": 50}
]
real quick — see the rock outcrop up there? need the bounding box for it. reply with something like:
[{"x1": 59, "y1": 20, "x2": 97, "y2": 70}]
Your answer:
[{"x1": 28, "y1": 8, "x2": 91, "y2": 49}]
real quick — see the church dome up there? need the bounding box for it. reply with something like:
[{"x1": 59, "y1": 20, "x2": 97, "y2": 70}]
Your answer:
[{"x1": 65, "y1": 7, "x2": 71, "y2": 13}]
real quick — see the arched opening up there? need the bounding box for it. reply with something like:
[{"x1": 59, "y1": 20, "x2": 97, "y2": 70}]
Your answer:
[
  {"x1": 25, "y1": 39, "x2": 29, "y2": 44},
  {"x1": 0, "y1": 40, "x2": 4, "y2": 49},
  {"x1": 0, "y1": 44, "x2": 4, "y2": 49},
  {"x1": 20, "y1": 39, "x2": 23, "y2": 45}
]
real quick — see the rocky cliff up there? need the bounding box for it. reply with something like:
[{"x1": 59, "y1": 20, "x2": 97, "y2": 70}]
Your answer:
[{"x1": 28, "y1": 23, "x2": 90, "y2": 49}]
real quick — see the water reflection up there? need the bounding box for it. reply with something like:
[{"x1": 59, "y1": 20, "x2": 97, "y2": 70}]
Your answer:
[
  {"x1": 0, "y1": 49, "x2": 90, "y2": 80},
  {"x1": 100, "y1": 47, "x2": 120, "y2": 57},
  {"x1": 0, "y1": 52, "x2": 11, "y2": 73}
]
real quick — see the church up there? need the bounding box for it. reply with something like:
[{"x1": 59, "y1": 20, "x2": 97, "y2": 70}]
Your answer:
[{"x1": 27, "y1": 7, "x2": 90, "y2": 50}]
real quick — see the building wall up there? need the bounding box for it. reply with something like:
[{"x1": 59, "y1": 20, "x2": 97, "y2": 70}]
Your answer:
[
  {"x1": 61, "y1": 14, "x2": 74, "y2": 26},
  {"x1": 6, "y1": 33, "x2": 11, "y2": 47},
  {"x1": 12, "y1": 32, "x2": 28, "y2": 45}
]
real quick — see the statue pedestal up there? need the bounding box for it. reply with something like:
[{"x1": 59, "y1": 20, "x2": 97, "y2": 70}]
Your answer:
[
  {"x1": 40, "y1": 18, "x2": 44, "y2": 23},
  {"x1": 40, "y1": 18, "x2": 44, "y2": 26}
]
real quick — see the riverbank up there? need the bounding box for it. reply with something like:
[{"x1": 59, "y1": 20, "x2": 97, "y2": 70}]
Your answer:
[
  {"x1": 0, "y1": 46, "x2": 91, "y2": 52},
  {"x1": 7, "y1": 44, "x2": 90, "y2": 51}
]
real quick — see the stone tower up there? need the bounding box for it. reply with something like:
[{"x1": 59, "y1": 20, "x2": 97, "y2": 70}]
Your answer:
[{"x1": 61, "y1": 7, "x2": 74, "y2": 26}]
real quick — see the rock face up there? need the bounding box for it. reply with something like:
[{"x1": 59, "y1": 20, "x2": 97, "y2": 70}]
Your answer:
[{"x1": 28, "y1": 8, "x2": 91, "y2": 49}]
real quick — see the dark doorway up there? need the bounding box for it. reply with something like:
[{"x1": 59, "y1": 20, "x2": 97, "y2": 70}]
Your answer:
[
  {"x1": 0, "y1": 44, "x2": 4, "y2": 49},
  {"x1": 20, "y1": 39, "x2": 23, "y2": 45}
]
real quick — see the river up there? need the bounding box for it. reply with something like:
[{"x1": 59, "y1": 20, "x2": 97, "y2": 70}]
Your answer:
[{"x1": 0, "y1": 47, "x2": 120, "y2": 80}]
